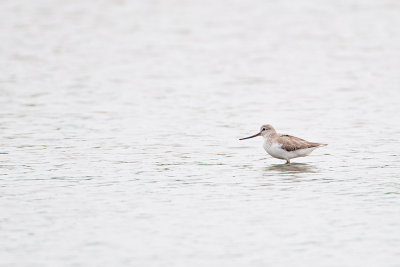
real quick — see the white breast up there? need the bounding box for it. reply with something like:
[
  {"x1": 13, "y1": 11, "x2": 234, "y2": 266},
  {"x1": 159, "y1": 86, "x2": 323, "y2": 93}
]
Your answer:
[{"x1": 263, "y1": 141, "x2": 287, "y2": 159}]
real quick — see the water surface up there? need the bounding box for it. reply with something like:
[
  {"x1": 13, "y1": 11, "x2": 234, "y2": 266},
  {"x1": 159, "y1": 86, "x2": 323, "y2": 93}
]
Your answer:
[{"x1": 1, "y1": 0, "x2": 400, "y2": 266}]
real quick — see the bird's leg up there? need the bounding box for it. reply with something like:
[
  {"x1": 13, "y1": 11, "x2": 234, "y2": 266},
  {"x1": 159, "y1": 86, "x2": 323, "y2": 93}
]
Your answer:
[{"x1": 285, "y1": 159, "x2": 290, "y2": 165}]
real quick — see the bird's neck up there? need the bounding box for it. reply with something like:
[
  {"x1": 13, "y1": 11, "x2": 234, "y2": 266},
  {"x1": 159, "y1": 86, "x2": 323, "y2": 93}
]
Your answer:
[{"x1": 262, "y1": 132, "x2": 278, "y2": 141}]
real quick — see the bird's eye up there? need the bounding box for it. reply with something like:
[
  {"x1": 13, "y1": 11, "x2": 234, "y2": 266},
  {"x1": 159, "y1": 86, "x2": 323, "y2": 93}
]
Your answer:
[{"x1": 262, "y1": 128, "x2": 266, "y2": 131}]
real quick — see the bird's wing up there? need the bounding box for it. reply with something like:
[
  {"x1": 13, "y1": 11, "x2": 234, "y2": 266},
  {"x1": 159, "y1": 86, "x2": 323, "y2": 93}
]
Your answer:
[{"x1": 278, "y1": 135, "x2": 323, "y2": 152}]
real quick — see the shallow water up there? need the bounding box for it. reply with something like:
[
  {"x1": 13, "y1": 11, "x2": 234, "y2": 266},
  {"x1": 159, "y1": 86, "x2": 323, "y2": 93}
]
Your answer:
[{"x1": 1, "y1": 0, "x2": 400, "y2": 266}]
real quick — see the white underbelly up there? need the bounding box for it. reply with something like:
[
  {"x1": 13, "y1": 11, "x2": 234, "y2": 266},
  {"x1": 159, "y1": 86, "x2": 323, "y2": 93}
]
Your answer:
[{"x1": 263, "y1": 142, "x2": 316, "y2": 160}]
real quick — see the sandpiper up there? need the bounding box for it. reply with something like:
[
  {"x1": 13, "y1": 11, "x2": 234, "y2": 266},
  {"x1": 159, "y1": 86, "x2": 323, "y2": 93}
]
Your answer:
[{"x1": 239, "y1": 124, "x2": 327, "y2": 164}]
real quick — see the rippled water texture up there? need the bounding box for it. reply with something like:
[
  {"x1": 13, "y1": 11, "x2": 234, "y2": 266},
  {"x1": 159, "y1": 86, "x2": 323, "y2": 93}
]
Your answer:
[{"x1": 1, "y1": 0, "x2": 400, "y2": 266}]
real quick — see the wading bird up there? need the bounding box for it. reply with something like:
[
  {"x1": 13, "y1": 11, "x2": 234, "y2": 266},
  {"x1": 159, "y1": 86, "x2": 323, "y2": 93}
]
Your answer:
[{"x1": 239, "y1": 124, "x2": 327, "y2": 164}]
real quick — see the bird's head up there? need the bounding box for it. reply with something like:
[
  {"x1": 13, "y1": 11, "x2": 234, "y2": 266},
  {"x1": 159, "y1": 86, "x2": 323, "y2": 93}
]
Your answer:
[{"x1": 239, "y1": 124, "x2": 276, "y2": 140}]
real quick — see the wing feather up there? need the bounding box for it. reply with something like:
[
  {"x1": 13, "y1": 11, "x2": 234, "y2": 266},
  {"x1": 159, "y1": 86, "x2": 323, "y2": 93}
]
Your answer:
[{"x1": 278, "y1": 134, "x2": 324, "y2": 152}]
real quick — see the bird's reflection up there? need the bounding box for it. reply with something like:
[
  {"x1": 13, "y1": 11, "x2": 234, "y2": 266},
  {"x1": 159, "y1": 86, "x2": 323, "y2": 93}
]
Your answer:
[{"x1": 265, "y1": 163, "x2": 318, "y2": 174}]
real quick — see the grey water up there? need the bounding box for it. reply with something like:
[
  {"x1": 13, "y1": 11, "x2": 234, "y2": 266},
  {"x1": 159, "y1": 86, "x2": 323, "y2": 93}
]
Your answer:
[{"x1": 1, "y1": 0, "x2": 400, "y2": 266}]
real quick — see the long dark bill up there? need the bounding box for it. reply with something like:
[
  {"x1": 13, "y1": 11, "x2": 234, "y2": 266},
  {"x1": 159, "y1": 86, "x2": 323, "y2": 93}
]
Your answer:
[{"x1": 239, "y1": 132, "x2": 261, "y2": 140}]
